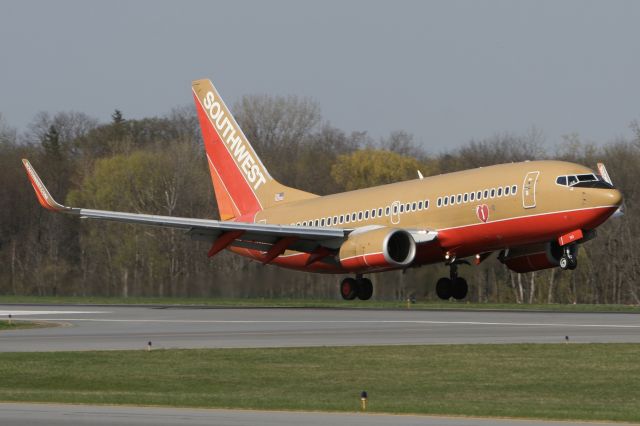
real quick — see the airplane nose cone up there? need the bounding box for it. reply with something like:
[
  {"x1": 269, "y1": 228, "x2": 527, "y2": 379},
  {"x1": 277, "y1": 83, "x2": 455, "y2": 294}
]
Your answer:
[{"x1": 608, "y1": 189, "x2": 623, "y2": 206}]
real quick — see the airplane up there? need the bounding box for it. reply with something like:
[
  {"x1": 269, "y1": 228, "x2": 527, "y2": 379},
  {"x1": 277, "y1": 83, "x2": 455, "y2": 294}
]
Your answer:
[{"x1": 22, "y1": 78, "x2": 623, "y2": 301}]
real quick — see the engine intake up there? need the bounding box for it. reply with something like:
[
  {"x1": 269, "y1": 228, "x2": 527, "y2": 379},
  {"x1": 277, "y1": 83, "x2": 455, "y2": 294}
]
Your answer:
[{"x1": 339, "y1": 227, "x2": 416, "y2": 271}]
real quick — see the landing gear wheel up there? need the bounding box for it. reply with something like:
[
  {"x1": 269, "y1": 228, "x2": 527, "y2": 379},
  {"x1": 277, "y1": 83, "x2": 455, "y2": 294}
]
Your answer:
[
  {"x1": 436, "y1": 277, "x2": 452, "y2": 300},
  {"x1": 559, "y1": 256, "x2": 569, "y2": 270},
  {"x1": 451, "y1": 277, "x2": 468, "y2": 300},
  {"x1": 560, "y1": 256, "x2": 577, "y2": 271},
  {"x1": 560, "y1": 244, "x2": 578, "y2": 271},
  {"x1": 340, "y1": 277, "x2": 357, "y2": 300},
  {"x1": 568, "y1": 256, "x2": 577, "y2": 270},
  {"x1": 356, "y1": 278, "x2": 373, "y2": 300}
]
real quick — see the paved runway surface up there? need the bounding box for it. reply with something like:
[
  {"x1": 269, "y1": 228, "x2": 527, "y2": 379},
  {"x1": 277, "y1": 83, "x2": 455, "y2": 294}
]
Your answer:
[
  {"x1": 0, "y1": 403, "x2": 631, "y2": 426},
  {"x1": 1, "y1": 305, "x2": 640, "y2": 351}
]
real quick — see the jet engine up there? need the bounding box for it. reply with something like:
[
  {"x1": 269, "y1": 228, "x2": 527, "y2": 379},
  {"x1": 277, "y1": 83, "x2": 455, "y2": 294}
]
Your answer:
[
  {"x1": 499, "y1": 241, "x2": 575, "y2": 273},
  {"x1": 339, "y1": 227, "x2": 416, "y2": 271}
]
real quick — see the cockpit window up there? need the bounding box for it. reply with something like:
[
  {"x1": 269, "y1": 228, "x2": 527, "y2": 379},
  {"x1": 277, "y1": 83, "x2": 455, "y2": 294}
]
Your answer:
[
  {"x1": 577, "y1": 174, "x2": 597, "y2": 183},
  {"x1": 556, "y1": 173, "x2": 614, "y2": 189}
]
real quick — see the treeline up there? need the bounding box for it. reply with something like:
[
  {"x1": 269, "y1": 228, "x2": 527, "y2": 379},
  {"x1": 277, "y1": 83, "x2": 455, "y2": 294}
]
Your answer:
[{"x1": 0, "y1": 98, "x2": 639, "y2": 304}]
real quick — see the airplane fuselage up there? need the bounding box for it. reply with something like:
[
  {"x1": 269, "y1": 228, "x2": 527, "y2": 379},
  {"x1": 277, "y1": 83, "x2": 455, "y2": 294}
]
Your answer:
[{"x1": 233, "y1": 160, "x2": 621, "y2": 273}]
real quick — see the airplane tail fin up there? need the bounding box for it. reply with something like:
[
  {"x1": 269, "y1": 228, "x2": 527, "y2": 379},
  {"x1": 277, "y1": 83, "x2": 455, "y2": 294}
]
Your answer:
[{"x1": 192, "y1": 79, "x2": 316, "y2": 221}]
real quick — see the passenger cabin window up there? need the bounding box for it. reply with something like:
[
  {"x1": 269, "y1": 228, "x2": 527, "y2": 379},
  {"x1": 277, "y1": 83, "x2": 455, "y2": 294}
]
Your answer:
[
  {"x1": 512, "y1": 185, "x2": 517, "y2": 195},
  {"x1": 490, "y1": 189, "x2": 496, "y2": 198},
  {"x1": 505, "y1": 186, "x2": 510, "y2": 196},
  {"x1": 470, "y1": 192, "x2": 475, "y2": 202},
  {"x1": 497, "y1": 187, "x2": 503, "y2": 197},
  {"x1": 385, "y1": 206, "x2": 390, "y2": 216},
  {"x1": 418, "y1": 201, "x2": 423, "y2": 210},
  {"x1": 358, "y1": 211, "x2": 363, "y2": 221},
  {"x1": 339, "y1": 215, "x2": 344, "y2": 224},
  {"x1": 449, "y1": 195, "x2": 455, "y2": 205},
  {"x1": 483, "y1": 190, "x2": 489, "y2": 199},
  {"x1": 412, "y1": 202, "x2": 417, "y2": 211},
  {"x1": 456, "y1": 194, "x2": 462, "y2": 204},
  {"x1": 437, "y1": 197, "x2": 442, "y2": 207},
  {"x1": 400, "y1": 204, "x2": 405, "y2": 213},
  {"x1": 378, "y1": 207, "x2": 383, "y2": 217},
  {"x1": 443, "y1": 197, "x2": 449, "y2": 206},
  {"x1": 425, "y1": 200, "x2": 429, "y2": 209},
  {"x1": 463, "y1": 193, "x2": 468, "y2": 203}
]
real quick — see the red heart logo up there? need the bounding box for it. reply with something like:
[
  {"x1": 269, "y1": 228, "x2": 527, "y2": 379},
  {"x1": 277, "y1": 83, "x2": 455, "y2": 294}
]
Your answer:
[{"x1": 476, "y1": 204, "x2": 489, "y2": 223}]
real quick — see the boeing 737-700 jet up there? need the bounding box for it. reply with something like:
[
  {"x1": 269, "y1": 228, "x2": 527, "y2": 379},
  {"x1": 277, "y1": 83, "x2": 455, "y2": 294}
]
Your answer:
[{"x1": 22, "y1": 78, "x2": 623, "y2": 301}]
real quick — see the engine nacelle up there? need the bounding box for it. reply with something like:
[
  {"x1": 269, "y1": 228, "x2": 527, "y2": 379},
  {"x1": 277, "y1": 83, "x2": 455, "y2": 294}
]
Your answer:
[
  {"x1": 499, "y1": 241, "x2": 575, "y2": 273},
  {"x1": 339, "y1": 227, "x2": 416, "y2": 271}
]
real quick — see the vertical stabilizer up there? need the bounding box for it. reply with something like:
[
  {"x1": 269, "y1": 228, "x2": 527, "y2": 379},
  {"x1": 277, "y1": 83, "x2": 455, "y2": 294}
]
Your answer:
[{"x1": 192, "y1": 79, "x2": 316, "y2": 220}]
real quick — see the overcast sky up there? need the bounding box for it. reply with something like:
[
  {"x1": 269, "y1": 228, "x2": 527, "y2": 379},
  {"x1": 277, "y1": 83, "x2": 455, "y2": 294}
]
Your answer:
[{"x1": 1, "y1": 0, "x2": 638, "y2": 151}]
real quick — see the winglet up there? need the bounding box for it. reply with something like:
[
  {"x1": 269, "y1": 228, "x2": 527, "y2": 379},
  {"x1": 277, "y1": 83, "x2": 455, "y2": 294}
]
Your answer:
[{"x1": 21, "y1": 159, "x2": 69, "y2": 212}]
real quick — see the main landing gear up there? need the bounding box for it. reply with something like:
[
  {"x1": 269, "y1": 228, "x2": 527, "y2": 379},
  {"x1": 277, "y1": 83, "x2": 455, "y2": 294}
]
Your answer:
[
  {"x1": 559, "y1": 244, "x2": 578, "y2": 270},
  {"x1": 340, "y1": 275, "x2": 373, "y2": 301},
  {"x1": 435, "y1": 263, "x2": 468, "y2": 300}
]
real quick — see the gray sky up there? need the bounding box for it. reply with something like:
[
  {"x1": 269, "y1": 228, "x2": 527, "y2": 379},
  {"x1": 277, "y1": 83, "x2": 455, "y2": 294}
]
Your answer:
[{"x1": 1, "y1": 0, "x2": 638, "y2": 151}]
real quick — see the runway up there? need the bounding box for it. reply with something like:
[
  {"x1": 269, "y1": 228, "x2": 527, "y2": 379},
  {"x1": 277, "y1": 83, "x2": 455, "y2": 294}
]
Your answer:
[
  {"x1": 0, "y1": 403, "x2": 630, "y2": 426},
  {"x1": 1, "y1": 305, "x2": 640, "y2": 352}
]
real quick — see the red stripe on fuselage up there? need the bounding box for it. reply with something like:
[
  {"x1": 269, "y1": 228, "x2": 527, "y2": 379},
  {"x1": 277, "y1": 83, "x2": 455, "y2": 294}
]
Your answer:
[
  {"x1": 437, "y1": 205, "x2": 616, "y2": 258},
  {"x1": 193, "y1": 93, "x2": 261, "y2": 215}
]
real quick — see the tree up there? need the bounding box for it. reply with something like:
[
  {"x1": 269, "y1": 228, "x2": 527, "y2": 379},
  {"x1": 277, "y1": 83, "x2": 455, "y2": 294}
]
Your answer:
[
  {"x1": 111, "y1": 109, "x2": 125, "y2": 124},
  {"x1": 331, "y1": 149, "x2": 423, "y2": 191},
  {"x1": 233, "y1": 94, "x2": 321, "y2": 184}
]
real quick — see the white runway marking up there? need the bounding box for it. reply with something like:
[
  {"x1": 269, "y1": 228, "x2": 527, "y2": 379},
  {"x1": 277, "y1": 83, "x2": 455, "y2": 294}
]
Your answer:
[
  {"x1": 16, "y1": 318, "x2": 640, "y2": 328},
  {"x1": 0, "y1": 310, "x2": 108, "y2": 316}
]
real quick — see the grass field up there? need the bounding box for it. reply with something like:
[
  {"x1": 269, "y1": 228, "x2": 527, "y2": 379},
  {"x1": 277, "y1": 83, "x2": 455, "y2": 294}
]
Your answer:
[
  {"x1": 0, "y1": 320, "x2": 48, "y2": 331},
  {"x1": 1, "y1": 295, "x2": 639, "y2": 312},
  {"x1": 0, "y1": 344, "x2": 638, "y2": 422}
]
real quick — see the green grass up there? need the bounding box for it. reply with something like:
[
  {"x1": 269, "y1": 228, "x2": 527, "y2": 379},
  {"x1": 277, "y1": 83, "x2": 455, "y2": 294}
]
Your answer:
[
  {"x1": 1, "y1": 295, "x2": 638, "y2": 312},
  {"x1": 0, "y1": 344, "x2": 638, "y2": 422},
  {"x1": 0, "y1": 320, "x2": 49, "y2": 331}
]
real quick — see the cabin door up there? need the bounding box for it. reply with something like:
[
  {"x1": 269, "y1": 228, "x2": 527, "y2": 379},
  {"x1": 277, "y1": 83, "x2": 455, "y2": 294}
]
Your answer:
[{"x1": 522, "y1": 171, "x2": 539, "y2": 209}]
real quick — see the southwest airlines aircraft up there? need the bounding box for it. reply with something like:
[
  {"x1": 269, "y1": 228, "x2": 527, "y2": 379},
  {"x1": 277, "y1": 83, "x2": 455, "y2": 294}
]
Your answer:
[{"x1": 22, "y1": 78, "x2": 623, "y2": 301}]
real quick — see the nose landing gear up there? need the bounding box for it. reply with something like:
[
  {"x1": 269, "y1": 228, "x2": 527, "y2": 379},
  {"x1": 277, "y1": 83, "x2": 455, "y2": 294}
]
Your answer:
[
  {"x1": 340, "y1": 275, "x2": 373, "y2": 300},
  {"x1": 435, "y1": 262, "x2": 468, "y2": 300},
  {"x1": 559, "y1": 244, "x2": 578, "y2": 270}
]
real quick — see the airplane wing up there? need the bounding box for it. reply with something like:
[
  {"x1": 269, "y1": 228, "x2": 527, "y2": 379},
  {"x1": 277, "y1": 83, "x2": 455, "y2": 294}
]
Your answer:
[{"x1": 22, "y1": 159, "x2": 438, "y2": 264}]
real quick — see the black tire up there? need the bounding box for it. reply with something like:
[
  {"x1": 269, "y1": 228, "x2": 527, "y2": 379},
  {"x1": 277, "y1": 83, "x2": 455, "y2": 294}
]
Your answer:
[
  {"x1": 452, "y1": 277, "x2": 468, "y2": 300},
  {"x1": 559, "y1": 256, "x2": 569, "y2": 270},
  {"x1": 357, "y1": 278, "x2": 373, "y2": 300},
  {"x1": 340, "y1": 277, "x2": 358, "y2": 300},
  {"x1": 436, "y1": 277, "x2": 452, "y2": 300},
  {"x1": 568, "y1": 257, "x2": 577, "y2": 270}
]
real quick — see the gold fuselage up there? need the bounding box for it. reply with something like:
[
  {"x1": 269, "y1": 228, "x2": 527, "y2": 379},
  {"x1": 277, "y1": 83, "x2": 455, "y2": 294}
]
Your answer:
[{"x1": 255, "y1": 160, "x2": 621, "y2": 235}]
